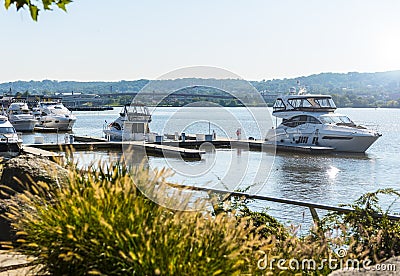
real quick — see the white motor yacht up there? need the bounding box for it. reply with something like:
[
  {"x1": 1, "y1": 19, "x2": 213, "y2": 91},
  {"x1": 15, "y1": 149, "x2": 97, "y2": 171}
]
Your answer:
[
  {"x1": 37, "y1": 101, "x2": 76, "y2": 131},
  {"x1": 0, "y1": 115, "x2": 22, "y2": 157},
  {"x1": 7, "y1": 102, "x2": 37, "y2": 132},
  {"x1": 104, "y1": 103, "x2": 152, "y2": 141},
  {"x1": 266, "y1": 91, "x2": 381, "y2": 153}
]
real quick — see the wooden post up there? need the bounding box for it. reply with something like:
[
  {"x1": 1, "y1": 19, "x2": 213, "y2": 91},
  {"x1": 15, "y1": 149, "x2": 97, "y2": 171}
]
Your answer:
[{"x1": 309, "y1": 207, "x2": 319, "y2": 223}]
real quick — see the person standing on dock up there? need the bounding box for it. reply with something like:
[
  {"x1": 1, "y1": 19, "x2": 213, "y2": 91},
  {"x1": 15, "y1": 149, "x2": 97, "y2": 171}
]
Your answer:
[{"x1": 236, "y1": 128, "x2": 241, "y2": 140}]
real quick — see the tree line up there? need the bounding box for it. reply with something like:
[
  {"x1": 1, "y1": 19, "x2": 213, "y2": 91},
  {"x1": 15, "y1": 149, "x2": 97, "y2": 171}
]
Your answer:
[{"x1": 2, "y1": 70, "x2": 400, "y2": 107}]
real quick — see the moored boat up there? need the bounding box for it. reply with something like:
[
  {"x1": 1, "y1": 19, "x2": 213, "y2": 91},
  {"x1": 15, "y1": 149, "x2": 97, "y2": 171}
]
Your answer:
[
  {"x1": 0, "y1": 115, "x2": 22, "y2": 157},
  {"x1": 266, "y1": 90, "x2": 381, "y2": 153},
  {"x1": 37, "y1": 101, "x2": 76, "y2": 131},
  {"x1": 103, "y1": 103, "x2": 152, "y2": 141},
  {"x1": 7, "y1": 102, "x2": 37, "y2": 132}
]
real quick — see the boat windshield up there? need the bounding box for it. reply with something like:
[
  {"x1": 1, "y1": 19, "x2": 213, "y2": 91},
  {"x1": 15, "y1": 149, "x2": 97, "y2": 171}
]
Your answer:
[
  {"x1": 44, "y1": 104, "x2": 69, "y2": 115},
  {"x1": 288, "y1": 98, "x2": 313, "y2": 108},
  {"x1": 282, "y1": 115, "x2": 321, "y2": 127},
  {"x1": 314, "y1": 98, "x2": 336, "y2": 108},
  {"x1": 0, "y1": 127, "x2": 16, "y2": 134},
  {"x1": 278, "y1": 96, "x2": 337, "y2": 111},
  {"x1": 273, "y1": 99, "x2": 286, "y2": 111},
  {"x1": 320, "y1": 115, "x2": 353, "y2": 124}
]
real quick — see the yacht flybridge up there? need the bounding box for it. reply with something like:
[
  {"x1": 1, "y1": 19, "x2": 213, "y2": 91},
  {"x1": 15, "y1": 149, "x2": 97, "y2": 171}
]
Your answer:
[{"x1": 266, "y1": 92, "x2": 381, "y2": 153}]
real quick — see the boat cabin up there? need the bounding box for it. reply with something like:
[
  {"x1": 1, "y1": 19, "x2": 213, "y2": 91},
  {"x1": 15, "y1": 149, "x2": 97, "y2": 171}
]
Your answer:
[
  {"x1": 273, "y1": 95, "x2": 337, "y2": 114},
  {"x1": 122, "y1": 103, "x2": 152, "y2": 141}
]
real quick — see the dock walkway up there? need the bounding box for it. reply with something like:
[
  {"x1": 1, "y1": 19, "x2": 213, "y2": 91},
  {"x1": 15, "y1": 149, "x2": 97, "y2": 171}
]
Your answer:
[
  {"x1": 23, "y1": 135, "x2": 336, "y2": 160},
  {"x1": 25, "y1": 141, "x2": 205, "y2": 160}
]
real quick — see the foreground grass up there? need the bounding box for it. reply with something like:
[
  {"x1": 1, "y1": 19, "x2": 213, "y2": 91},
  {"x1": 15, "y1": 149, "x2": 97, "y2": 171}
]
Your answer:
[
  {"x1": 2, "y1": 162, "x2": 400, "y2": 275},
  {"x1": 3, "y1": 164, "x2": 265, "y2": 275}
]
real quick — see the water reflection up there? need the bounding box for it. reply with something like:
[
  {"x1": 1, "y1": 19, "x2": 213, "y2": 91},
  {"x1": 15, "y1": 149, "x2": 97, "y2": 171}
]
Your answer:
[{"x1": 326, "y1": 166, "x2": 340, "y2": 180}]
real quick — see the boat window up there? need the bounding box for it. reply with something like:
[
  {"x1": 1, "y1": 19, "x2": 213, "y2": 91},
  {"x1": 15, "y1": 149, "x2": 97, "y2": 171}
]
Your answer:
[
  {"x1": 320, "y1": 115, "x2": 353, "y2": 124},
  {"x1": 131, "y1": 123, "x2": 145, "y2": 133},
  {"x1": 307, "y1": 116, "x2": 321, "y2": 124},
  {"x1": 110, "y1": 122, "x2": 121, "y2": 130},
  {"x1": 315, "y1": 98, "x2": 333, "y2": 108},
  {"x1": 320, "y1": 116, "x2": 335, "y2": 124},
  {"x1": 288, "y1": 99, "x2": 302, "y2": 108},
  {"x1": 0, "y1": 127, "x2": 16, "y2": 134},
  {"x1": 338, "y1": 116, "x2": 352, "y2": 124},
  {"x1": 282, "y1": 115, "x2": 311, "y2": 127},
  {"x1": 273, "y1": 99, "x2": 286, "y2": 111},
  {"x1": 52, "y1": 106, "x2": 69, "y2": 115},
  {"x1": 302, "y1": 99, "x2": 313, "y2": 108},
  {"x1": 286, "y1": 98, "x2": 314, "y2": 108}
]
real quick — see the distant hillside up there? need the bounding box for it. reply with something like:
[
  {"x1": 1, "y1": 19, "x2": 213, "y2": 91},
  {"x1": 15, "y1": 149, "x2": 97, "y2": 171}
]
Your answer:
[
  {"x1": 2, "y1": 71, "x2": 400, "y2": 108},
  {"x1": 1, "y1": 71, "x2": 400, "y2": 98},
  {"x1": 251, "y1": 70, "x2": 400, "y2": 97},
  {"x1": 0, "y1": 79, "x2": 150, "y2": 94}
]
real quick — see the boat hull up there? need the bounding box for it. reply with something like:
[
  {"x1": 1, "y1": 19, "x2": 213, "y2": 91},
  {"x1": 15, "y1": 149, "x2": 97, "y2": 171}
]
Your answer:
[
  {"x1": 10, "y1": 119, "x2": 37, "y2": 132},
  {"x1": 103, "y1": 129, "x2": 146, "y2": 141},
  {"x1": 38, "y1": 116, "x2": 76, "y2": 131},
  {"x1": 266, "y1": 126, "x2": 381, "y2": 153},
  {"x1": 318, "y1": 134, "x2": 380, "y2": 153},
  {"x1": 103, "y1": 129, "x2": 122, "y2": 141}
]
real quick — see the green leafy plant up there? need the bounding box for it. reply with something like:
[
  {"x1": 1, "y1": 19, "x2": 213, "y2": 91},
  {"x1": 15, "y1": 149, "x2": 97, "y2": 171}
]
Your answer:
[
  {"x1": 320, "y1": 188, "x2": 400, "y2": 263},
  {"x1": 4, "y1": 0, "x2": 72, "y2": 21}
]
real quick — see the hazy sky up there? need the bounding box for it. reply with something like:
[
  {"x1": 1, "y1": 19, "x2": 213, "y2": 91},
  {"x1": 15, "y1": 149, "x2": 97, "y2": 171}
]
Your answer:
[{"x1": 1, "y1": 0, "x2": 400, "y2": 82}]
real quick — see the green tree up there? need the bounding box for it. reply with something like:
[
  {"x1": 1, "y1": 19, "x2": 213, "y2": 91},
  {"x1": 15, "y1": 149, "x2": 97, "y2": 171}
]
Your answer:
[{"x1": 4, "y1": 0, "x2": 72, "y2": 21}]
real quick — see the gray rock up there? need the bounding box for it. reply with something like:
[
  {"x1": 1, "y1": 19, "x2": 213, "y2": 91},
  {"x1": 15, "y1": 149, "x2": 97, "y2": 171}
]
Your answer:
[
  {"x1": 0, "y1": 154, "x2": 68, "y2": 241},
  {"x1": 0, "y1": 153, "x2": 68, "y2": 199}
]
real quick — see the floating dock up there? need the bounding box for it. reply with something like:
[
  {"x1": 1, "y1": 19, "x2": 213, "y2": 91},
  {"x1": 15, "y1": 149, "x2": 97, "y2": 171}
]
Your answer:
[
  {"x1": 73, "y1": 135, "x2": 108, "y2": 142},
  {"x1": 33, "y1": 126, "x2": 60, "y2": 133},
  {"x1": 22, "y1": 146, "x2": 63, "y2": 162},
  {"x1": 25, "y1": 141, "x2": 205, "y2": 160},
  {"x1": 160, "y1": 139, "x2": 335, "y2": 154},
  {"x1": 24, "y1": 134, "x2": 335, "y2": 161}
]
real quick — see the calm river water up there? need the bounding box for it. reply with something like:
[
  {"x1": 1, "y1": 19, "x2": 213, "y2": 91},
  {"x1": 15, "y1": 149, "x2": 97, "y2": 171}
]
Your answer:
[{"x1": 21, "y1": 107, "x2": 400, "y2": 228}]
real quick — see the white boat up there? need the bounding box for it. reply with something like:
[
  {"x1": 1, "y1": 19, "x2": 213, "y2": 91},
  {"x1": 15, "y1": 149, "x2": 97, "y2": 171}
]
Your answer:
[
  {"x1": 0, "y1": 115, "x2": 22, "y2": 157},
  {"x1": 266, "y1": 90, "x2": 381, "y2": 153},
  {"x1": 103, "y1": 103, "x2": 152, "y2": 141},
  {"x1": 37, "y1": 101, "x2": 76, "y2": 131},
  {"x1": 7, "y1": 102, "x2": 37, "y2": 132}
]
